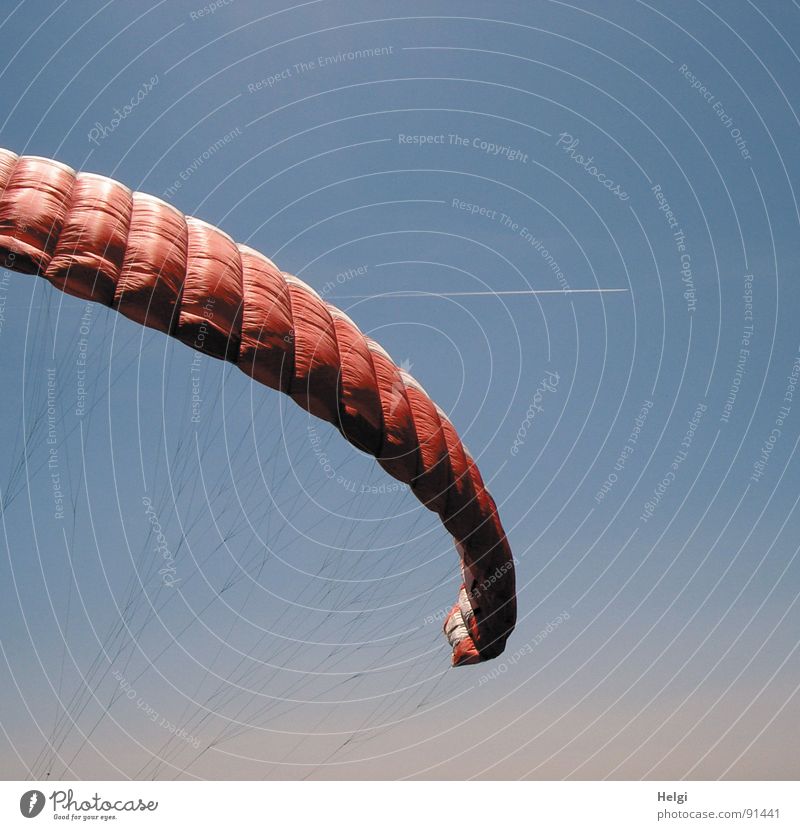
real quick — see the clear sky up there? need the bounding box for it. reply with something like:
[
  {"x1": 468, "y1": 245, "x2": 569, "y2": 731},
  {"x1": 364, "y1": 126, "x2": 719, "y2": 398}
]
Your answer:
[{"x1": 0, "y1": 0, "x2": 799, "y2": 780}]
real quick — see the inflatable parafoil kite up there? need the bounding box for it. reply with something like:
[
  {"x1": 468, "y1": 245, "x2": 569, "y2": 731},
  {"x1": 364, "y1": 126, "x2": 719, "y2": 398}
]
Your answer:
[{"x1": 0, "y1": 148, "x2": 516, "y2": 665}]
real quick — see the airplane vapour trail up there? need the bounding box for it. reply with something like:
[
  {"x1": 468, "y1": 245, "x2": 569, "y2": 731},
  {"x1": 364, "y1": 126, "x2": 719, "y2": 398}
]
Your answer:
[{"x1": 335, "y1": 288, "x2": 628, "y2": 297}]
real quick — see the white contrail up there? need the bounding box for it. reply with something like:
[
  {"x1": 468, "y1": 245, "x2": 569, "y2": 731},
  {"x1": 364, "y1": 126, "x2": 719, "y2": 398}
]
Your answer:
[{"x1": 333, "y1": 288, "x2": 628, "y2": 298}]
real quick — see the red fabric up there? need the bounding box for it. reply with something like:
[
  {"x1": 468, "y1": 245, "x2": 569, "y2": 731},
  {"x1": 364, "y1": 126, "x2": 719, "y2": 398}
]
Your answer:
[
  {"x1": 238, "y1": 246, "x2": 294, "y2": 392},
  {"x1": 115, "y1": 193, "x2": 187, "y2": 334},
  {"x1": 0, "y1": 147, "x2": 516, "y2": 665},
  {"x1": 46, "y1": 173, "x2": 132, "y2": 304},
  {"x1": 0, "y1": 155, "x2": 74, "y2": 274},
  {"x1": 177, "y1": 218, "x2": 243, "y2": 360}
]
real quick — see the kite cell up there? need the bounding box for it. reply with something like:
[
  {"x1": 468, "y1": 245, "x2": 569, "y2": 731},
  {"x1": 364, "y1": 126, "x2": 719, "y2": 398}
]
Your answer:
[{"x1": 0, "y1": 148, "x2": 516, "y2": 665}]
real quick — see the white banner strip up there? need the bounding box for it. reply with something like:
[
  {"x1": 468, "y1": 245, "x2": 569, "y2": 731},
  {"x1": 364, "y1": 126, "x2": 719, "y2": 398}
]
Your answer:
[{"x1": 1, "y1": 780, "x2": 796, "y2": 829}]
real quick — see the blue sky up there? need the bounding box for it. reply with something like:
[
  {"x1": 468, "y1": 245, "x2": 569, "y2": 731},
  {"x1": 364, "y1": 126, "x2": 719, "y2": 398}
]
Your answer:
[{"x1": 0, "y1": 0, "x2": 799, "y2": 779}]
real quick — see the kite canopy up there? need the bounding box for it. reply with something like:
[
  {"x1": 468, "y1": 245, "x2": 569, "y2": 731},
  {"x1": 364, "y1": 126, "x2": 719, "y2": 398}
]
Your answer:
[{"x1": 0, "y1": 148, "x2": 516, "y2": 665}]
